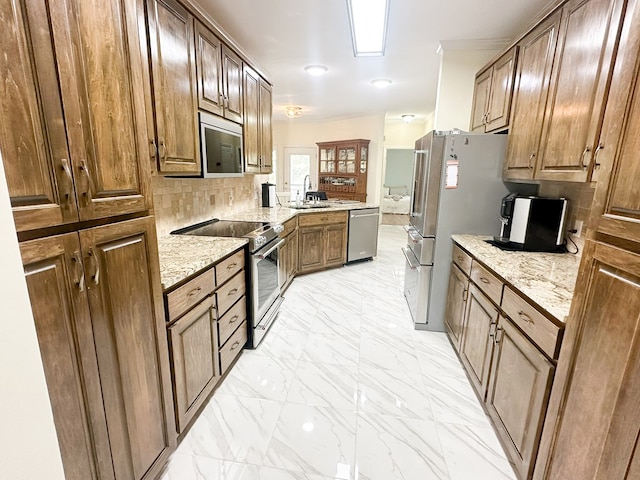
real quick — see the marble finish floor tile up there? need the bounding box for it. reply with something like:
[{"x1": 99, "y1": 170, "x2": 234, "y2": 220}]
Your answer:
[{"x1": 164, "y1": 225, "x2": 516, "y2": 480}]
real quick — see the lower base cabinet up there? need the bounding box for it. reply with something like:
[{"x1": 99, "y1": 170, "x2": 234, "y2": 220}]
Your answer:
[
  {"x1": 20, "y1": 216, "x2": 175, "y2": 480},
  {"x1": 298, "y1": 211, "x2": 347, "y2": 274},
  {"x1": 444, "y1": 263, "x2": 469, "y2": 352}
]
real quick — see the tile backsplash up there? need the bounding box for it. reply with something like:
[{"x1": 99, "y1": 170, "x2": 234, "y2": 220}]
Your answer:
[{"x1": 152, "y1": 174, "x2": 269, "y2": 236}]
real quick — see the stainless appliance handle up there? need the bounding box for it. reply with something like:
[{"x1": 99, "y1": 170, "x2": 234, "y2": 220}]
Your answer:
[
  {"x1": 350, "y1": 213, "x2": 379, "y2": 218},
  {"x1": 255, "y1": 238, "x2": 285, "y2": 259},
  {"x1": 401, "y1": 247, "x2": 420, "y2": 270}
]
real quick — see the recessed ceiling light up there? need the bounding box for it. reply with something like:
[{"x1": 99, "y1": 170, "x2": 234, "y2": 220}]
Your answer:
[
  {"x1": 402, "y1": 114, "x2": 415, "y2": 123},
  {"x1": 304, "y1": 65, "x2": 328, "y2": 76},
  {"x1": 371, "y1": 79, "x2": 392, "y2": 89},
  {"x1": 285, "y1": 106, "x2": 303, "y2": 118},
  {"x1": 347, "y1": 0, "x2": 389, "y2": 56}
]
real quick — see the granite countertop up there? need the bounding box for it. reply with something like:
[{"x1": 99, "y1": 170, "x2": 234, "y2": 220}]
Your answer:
[
  {"x1": 157, "y1": 235, "x2": 247, "y2": 291},
  {"x1": 451, "y1": 234, "x2": 581, "y2": 323},
  {"x1": 223, "y1": 202, "x2": 380, "y2": 223}
]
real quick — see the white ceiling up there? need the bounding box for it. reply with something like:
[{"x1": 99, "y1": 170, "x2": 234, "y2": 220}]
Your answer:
[{"x1": 195, "y1": 0, "x2": 554, "y2": 123}]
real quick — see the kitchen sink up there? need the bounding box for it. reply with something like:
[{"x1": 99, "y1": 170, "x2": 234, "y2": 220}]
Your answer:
[{"x1": 288, "y1": 203, "x2": 331, "y2": 209}]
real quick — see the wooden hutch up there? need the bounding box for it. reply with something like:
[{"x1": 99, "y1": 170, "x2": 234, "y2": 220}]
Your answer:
[{"x1": 316, "y1": 139, "x2": 370, "y2": 202}]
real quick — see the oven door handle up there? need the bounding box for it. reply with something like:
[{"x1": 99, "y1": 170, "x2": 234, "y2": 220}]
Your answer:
[{"x1": 255, "y1": 239, "x2": 285, "y2": 259}]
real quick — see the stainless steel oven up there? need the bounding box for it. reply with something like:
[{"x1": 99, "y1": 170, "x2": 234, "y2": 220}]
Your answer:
[{"x1": 251, "y1": 237, "x2": 284, "y2": 346}]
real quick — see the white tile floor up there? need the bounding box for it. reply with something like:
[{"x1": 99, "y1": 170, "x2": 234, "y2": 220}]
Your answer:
[{"x1": 159, "y1": 225, "x2": 517, "y2": 480}]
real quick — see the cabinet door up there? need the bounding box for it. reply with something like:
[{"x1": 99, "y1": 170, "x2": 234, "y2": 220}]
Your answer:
[
  {"x1": 537, "y1": 0, "x2": 625, "y2": 182},
  {"x1": 444, "y1": 263, "x2": 469, "y2": 353},
  {"x1": 540, "y1": 241, "x2": 640, "y2": 480},
  {"x1": 147, "y1": 0, "x2": 200, "y2": 174},
  {"x1": 487, "y1": 316, "x2": 554, "y2": 480},
  {"x1": 485, "y1": 48, "x2": 517, "y2": 132},
  {"x1": 168, "y1": 297, "x2": 219, "y2": 433},
  {"x1": 325, "y1": 223, "x2": 347, "y2": 267},
  {"x1": 58, "y1": 0, "x2": 152, "y2": 220},
  {"x1": 222, "y1": 45, "x2": 243, "y2": 123},
  {"x1": 279, "y1": 236, "x2": 289, "y2": 291},
  {"x1": 470, "y1": 69, "x2": 491, "y2": 132},
  {"x1": 20, "y1": 233, "x2": 112, "y2": 480},
  {"x1": 460, "y1": 284, "x2": 498, "y2": 399},
  {"x1": 79, "y1": 217, "x2": 175, "y2": 480},
  {"x1": 259, "y1": 79, "x2": 273, "y2": 173},
  {"x1": 0, "y1": 0, "x2": 79, "y2": 231},
  {"x1": 505, "y1": 11, "x2": 561, "y2": 180},
  {"x1": 195, "y1": 22, "x2": 223, "y2": 116},
  {"x1": 243, "y1": 65, "x2": 260, "y2": 173},
  {"x1": 289, "y1": 230, "x2": 299, "y2": 279},
  {"x1": 299, "y1": 226, "x2": 324, "y2": 272}
]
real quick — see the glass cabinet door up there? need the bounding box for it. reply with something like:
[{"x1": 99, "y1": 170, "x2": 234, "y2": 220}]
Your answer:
[
  {"x1": 337, "y1": 146, "x2": 356, "y2": 174},
  {"x1": 320, "y1": 147, "x2": 336, "y2": 173}
]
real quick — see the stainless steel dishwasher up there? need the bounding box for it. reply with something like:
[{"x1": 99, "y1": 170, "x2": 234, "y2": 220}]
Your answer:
[{"x1": 347, "y1": 207, "x2": 380, "y2": 263}]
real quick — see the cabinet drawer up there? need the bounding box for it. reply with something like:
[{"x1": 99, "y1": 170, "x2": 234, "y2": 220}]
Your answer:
[
  {"x1": 470, "y1": 262, "x2": 503, "y2": 305},
  {"x1": 282, "y1": 217, "x2": 297, "y2": 237},
  {"x1": 452, "y1": 243, "x2": 472, "y2": 276},
  {"x1": 502, "y1": 287, "x2": 561, "y2": 359},
  {"x1": 219, "y1": 321, "x2": 247, "y2": 374},
  {"x1": 216, "y1": 250, "x2": 244, "y2": 286},
  {"x1": 166, "y1": 268, "x2": 215, "y2": 321},
  {"x1": 216, "y1": 271, "x2": 246, "y2": 317},
  {"x1": 298, "y1": 210, "x2": 347, "y2": 227},
  {"x1": 218, "y1": 296, "x2": 247, "y2": 346}
]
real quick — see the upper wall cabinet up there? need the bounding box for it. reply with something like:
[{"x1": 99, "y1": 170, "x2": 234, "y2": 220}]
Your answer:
[
  {"x1": 535, "y1": 0, "x2": 627, "y2": 182},
  {"x1": 470, "y1": 48, "x2": 518, "y2": 133},
  {"x1": 505, "y1": 10, "x2": 562, "y2": 181},
  {"x1": 0, "y1": 0, "x2": 152, "y2": 232},
  {"x1": 195, "y1": 22, "x2": 243, "y2": 123},
  {"x1": 146, "y1": 0, "x2": 200, "y2": 175},
  {"x1": 243, "y1": 65, "x2": 272, "y2": 174}
]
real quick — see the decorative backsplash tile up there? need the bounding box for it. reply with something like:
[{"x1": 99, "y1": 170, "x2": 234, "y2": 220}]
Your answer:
[{"x1": 152, "y1": 174, "x2": 269, "y2": 236}]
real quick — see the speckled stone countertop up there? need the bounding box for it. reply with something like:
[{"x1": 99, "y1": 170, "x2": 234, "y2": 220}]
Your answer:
[
  {"x1": 451, "y1": 234, "x2": 581, "y2": 323},
  {"x1": 157, "y1": 235, "x2": 247, "y2": 291},
  {"x1": 223, "y1": 202, "x2": 380, "y2": 224}
]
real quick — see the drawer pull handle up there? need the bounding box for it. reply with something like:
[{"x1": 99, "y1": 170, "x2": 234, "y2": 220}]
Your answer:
[
  {"x1": 479, "y1": 276, "x2": 490, "y2": 284},
  {"x1": 518, "y1": 311, "x2": 533, "y2": 324},
  {"x1": 456, "y1": 255, "x2": 464, "y2": 262},
  {"x1": 229, "y1": 314, "x2": 239, "y2": 324},
  {"x1": 228, "y1": 288, "x2": 238, "y2": 296},
  {"x1": 226, "y1": 262, "x2": 238, "y2": 270},
  {"x1": 188, "y1": 287, "x2": 202, "y2": 297},
  {"x1": 230, "y1": 341, "x2": 240, "y2": 351}
]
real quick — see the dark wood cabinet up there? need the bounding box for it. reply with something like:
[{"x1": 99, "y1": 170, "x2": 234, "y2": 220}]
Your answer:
[
  {"x1": 20, "y1": 217, "x2": 175, "y2": 480},
  {"x1": 222, "y1": 45, "x2": 243, "y2": 124},
  {"x1": 460, "y1": 284, "x2": 498, "y2": 399},
  {"x1": 146, "y1": 0, "x2": 200, "y2": 175},
  {"x1": 470, "y1": 48, "x2": 517, "y2": 133},
  {"x1": 505, "y1": 10, "x2": 561, "y2": 181},
  {"x1": 298, "y1": 211, "x2": 348, "y2": 274},
  {"x1": 317, "y1": 139, "x2": 370, "y2": 202},
  {"x1": 280, "y1": 217, "x2": 298, "y2": 292},
  {"x1": 298, "y1": 226, "x2": 324, "y2": 273},
  {"x1": 444, "y1": 263, "x2": 469, "y2": 353},
  {"x1": 488, "y1": 316, "x2": 554, "y2": 480},
  {"x1": 243, "y1": 64, "x2": 272, "y2": 174},
  {"x1": 325, "y1": 223, "x2": 347, "y2": 267},
  {"x1": 1, "y1": 0, "x2": 151, "y2": 232},
  {"x1": 536, "y1": 0, "x2": 626, "y2": 182}
]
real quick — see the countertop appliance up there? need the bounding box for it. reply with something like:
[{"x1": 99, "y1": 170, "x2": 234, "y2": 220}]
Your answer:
[
  {"x1": 508, "y1": 197, "x2": 568, "y2": 251},
  {"x1": 261, "y1": 183, "x2": 276, "y2": 207},
  {"x1": 199, "y1": 112, "x2": 243, "y2": 178},
  {"x1": 403, "y1": 131, "x2": 511, "y2": 331},
  {"x1": 347, "y1": 207, "x2": 379, "y2": 263},
  {"x1": 495, "y1": 192, "x2": 519, "y2": 242},
  {"x1": 171, "y1": 218, "x2": 284, "y2": 347}
]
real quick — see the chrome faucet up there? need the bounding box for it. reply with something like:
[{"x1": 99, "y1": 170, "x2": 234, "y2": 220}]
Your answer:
[{"x1": 303, "y1": 175, "x2": 312, "y2": 201}]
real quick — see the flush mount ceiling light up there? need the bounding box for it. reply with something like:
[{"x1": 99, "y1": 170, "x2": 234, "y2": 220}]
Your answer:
[
  {"x1": 304, "y1": 65, "x2": 328, "y2": 76},
  {"x1": 347, "y1": 0, "x2": 389, "y2": 56},
  {"x1": 371, "y1": 79, "x2": 392, "y2": 89},
  {"x1": 402, "y1": 114, "x2": 415, "y2": 123},
  {"x1": 285, "y1": 106, "x2": 303, "y2": 118}
]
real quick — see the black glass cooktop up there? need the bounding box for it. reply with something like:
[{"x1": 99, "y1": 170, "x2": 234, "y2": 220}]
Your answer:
[{"x1": 171, "y1": 219, "x2": 269, "y2": 238}]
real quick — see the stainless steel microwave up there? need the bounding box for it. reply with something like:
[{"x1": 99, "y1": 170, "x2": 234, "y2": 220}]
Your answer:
[{"x1": 200, "y1": 111, "x2": 244, "y2": 177}]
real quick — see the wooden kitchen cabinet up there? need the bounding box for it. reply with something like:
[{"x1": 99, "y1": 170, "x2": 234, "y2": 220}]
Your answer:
[
  {"x1": 316, "y1": 139, "x2": 370, "y2": 202},
  {"x1": 298, "y1": 211, "x2": 348, "y2": 274},
  {"x1": 146, "y1": 0, "x2": 200, "y2": 175},
  {"x1": 536, "y1": 0, "x2": 626, "y2": 182},
  {"x1": 488, "y1": 316, "x2": 554, "y2": 480},
  {"x1": 20, "y1": 217, "x2": 175, "y2": 480},
  {"x1": 280, "y1": 217, "x2": 298, "y2": 292},
  {"x1": 1, "y1": 0, "x2": 152, "y2": 232},
  {"x1": 243, "y1": 64, "x2": 272, "y2": 173},
  {"x1": 444, "y1": 263, "x2": 469, "y2": 353},
  {"x1": 460, "y1": 284, "x2": 499, "y2": 399},
  {"x1": 470, "y1": 48, "x2": 517, "y2": 133},
  {"x1": 505, "y1": 10, "x2": 561, "y2": 181}
]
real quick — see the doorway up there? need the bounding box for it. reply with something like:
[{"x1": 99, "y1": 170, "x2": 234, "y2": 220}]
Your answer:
[{"x1": 280, "y1": 147, "x2": 317, "y2": 202}]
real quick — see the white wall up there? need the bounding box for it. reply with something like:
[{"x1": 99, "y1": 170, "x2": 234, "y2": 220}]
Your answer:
[
  {"x1": 433, "y1": 49, "x2": 501, "y2": 131},
  {"x1": 273, "y1": 114, "x2": 386, "y2": 204},
  {"x1": 0, "y1": 157, "x2": 65, "y2": 479},
  {"x1": 383, "y1": 121, "x2": 428, "y2": 149}
]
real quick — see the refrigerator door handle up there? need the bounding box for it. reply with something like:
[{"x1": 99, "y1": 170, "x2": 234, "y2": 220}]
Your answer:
[{"x1": 401, "y1": 247, "x2": 420, "y2": 270}]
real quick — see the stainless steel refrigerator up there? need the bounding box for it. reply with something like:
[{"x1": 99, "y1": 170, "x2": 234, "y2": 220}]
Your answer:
[{"x1": 402, "y1": 131, "x2": 511, "y2": 331}]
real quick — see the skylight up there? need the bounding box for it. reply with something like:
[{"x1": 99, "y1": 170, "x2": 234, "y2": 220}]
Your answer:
[{"x1": 347, "y1": 0, "x2": 389, "y2": 57}]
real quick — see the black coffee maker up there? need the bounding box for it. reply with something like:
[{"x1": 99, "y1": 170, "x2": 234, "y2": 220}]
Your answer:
[{"x1": 494, "y1": 193, "x2": 519, "y2": 244}]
